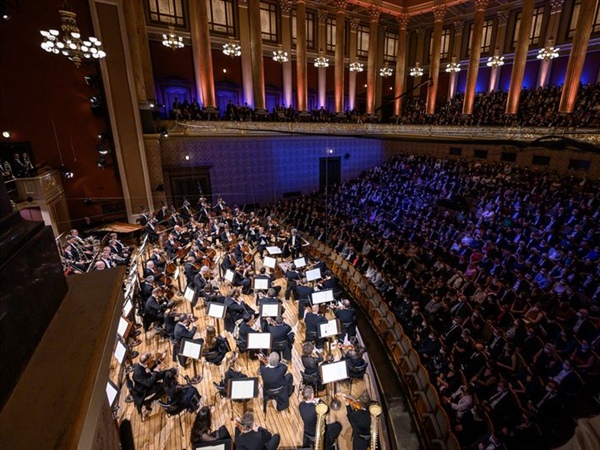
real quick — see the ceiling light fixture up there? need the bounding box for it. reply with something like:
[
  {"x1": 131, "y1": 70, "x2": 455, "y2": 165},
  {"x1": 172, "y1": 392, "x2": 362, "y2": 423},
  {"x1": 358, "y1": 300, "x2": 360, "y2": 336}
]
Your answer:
[
  {"x1": 410, "y1": 62, "x2": 424, "y2": 77},
  {"x1": 40, "y1": 2, "x2": 106, "y2": 67},
  {"x1": 223, "y1": 38, "x2": 241, "y2": 57},
  {"x1": 314, "y1": 49, "x2": 329, "y2": 68}
]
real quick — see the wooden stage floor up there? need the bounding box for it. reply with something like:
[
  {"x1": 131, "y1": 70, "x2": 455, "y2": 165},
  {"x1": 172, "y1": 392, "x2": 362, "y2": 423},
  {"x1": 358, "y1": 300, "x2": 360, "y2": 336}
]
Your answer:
[{"x1": 109, "y1": 253, "x2": 383, "y2": 450}]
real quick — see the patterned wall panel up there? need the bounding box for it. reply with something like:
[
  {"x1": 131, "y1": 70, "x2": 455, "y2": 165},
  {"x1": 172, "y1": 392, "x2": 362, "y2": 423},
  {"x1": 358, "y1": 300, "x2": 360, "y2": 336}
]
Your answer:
[
  {"x1": 143, "y1": 137, "x2": 167, "y2": 209},
  {"x1": 158, "y1": 136, "x2": 389, "y2": 207}
]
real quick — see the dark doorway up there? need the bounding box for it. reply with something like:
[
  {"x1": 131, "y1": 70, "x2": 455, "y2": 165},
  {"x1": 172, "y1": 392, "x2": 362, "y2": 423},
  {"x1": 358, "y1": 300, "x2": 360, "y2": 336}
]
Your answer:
[
  {"x1": 319, "y1": 157, "x2": 341, "y2": 192},
  {"x1": 164, "y1": 166, "x2": 212, "y2": 206}
]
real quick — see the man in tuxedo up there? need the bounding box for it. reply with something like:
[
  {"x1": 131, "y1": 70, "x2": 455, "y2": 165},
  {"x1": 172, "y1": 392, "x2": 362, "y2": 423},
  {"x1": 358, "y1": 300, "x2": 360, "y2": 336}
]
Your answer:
[
  {"x1": 265, "y1": 315, "x2": 294, "y2": 362},
  {"x1": 299, "y1": 386, "x2": 342, "y2": 448},
  {"x1": 259, "y1": 352, "x2": 294, "y2": 411},
  {"x1": 296, "y1": 278, "x2": 315, "y2": 319},
  {"x1": 234, "y1": 412, "x2": 280, "y2": 450},
  {"x1": 305, "y1": 305, "x2": 328, "y2": 350},
  {"x1": 285, "y1": 263, "x2": 301, "y2": 300},
  {"x1": 132, "y1": 352, "x2": 175, "y2": 414},
  {"x1": 346, "y1": 391, "x2": 373, "y2": 450},
  {"x1": 173, "y1": 314, "x2": 203, "y2": 366},
  {"x1": 191, "y1": 265, "x2": 211, "y2": 307},
  {"x1": 287, "y1": 228, "x2": 302, "y2": 259},
  {"x1": 334, "y1": 299, "x2": 357, "y2": 346}
]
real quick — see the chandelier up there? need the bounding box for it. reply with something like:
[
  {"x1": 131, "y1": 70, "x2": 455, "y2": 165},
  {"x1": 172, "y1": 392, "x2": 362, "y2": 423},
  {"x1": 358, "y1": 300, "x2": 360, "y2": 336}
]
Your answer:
[
  {"x1": 40, "y1": 3, "x2": 106, "y2": 67},
  {"x1": 487, "y1": 47, "x2": 505, "y2": 68},
  {"x1": 537, "y1": 38, "x2": 559, "y2": 60},
  {"x1": 410, "y1": 62, "x2": 423, "y2": 77},
  {"x1": 273, "y1": 45, "x2": 288, "y2": 63},
  {"x1": 379, "y1": 64, "x2": 393, "y2": 78},
  {"x1": 314, "y1": 49, "x2": 329, "y2": 68},
  {"x1": 163, "y1": 26, "x2": 184, "y2": 49},
  {"x1": 349, "y1": 61, "x2": 364, "y2": 72},
  {"x1": 223, "y1": 38, "x2": 241, "y2": 57},
  {"x1": 445, "y1": 56, "x2": 461, "y2": 73}
]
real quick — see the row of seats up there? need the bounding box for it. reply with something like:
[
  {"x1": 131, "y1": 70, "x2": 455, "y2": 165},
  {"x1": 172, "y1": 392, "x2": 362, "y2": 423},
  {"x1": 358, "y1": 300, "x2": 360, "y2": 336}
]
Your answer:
[{"x1": 308, "y1": 237, "x2": 460, "y2": 450}]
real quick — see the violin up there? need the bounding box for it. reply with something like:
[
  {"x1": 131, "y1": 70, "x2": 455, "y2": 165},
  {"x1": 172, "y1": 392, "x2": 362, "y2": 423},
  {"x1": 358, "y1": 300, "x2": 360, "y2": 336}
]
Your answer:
[
  {"x1": 147, "y1": 351, "x2": 167, "y2": 370},
  {"x1": 337, "y1": 393, "x2": 363, "y2": 411},
  {"x1": 256, "y1": 352, "x2": 269, "y2": 365}
]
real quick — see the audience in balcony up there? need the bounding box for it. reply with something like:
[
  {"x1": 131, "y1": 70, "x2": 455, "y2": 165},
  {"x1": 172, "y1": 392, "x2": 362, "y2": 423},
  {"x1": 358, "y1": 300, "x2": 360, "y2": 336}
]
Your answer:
[
  {"x1": 164, "y1": 82, "x2": 599, "y2": 128},
  {"x1": 274, "y1": 153, "x2": 600, "y2": 449}
]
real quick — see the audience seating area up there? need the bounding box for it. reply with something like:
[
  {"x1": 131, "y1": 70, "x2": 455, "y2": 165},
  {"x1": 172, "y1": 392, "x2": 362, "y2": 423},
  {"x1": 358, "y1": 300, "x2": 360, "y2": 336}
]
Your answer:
[{"x1": 276, "y1": 154, "x2": 600, "y2": 450}]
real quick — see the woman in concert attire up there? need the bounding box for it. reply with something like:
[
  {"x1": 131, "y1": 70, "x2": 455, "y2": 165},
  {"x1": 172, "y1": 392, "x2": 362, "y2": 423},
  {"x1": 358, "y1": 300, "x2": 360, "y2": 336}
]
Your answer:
[
  {"x1": 163, "y1": 370, "x2": 201, "y2": 412},
  {"x1": 190, "y1": 406, "x2": 231, "y2": 447},
  {"x1": 203, "y1": 325, "x2": 229, "y2": 365}
]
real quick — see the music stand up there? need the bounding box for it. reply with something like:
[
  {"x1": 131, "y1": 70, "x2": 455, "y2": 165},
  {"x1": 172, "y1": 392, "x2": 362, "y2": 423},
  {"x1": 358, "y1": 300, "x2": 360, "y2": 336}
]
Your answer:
[
  {"x1": 253, "y1": 277, "x2": 269, "y2": 291},
  {"x1": 260, "y1": 302, "x2": 281, "y2": 318},
  {"x1": 224, "y1": 269, "x2": 235, "y2": 284},
  {"x1": 207, "y1": 301, "x2": 227, "y2": 335},
  {"x1": 248, "y1": 332, "x2": 272, "y2": 369},
  {"x1": 194, "y1": 440, "x2": 233, "y2": 450},
  {"x1": 306, "y1": 267, "x2": 322, "y2": 282},
  {"x1": 293, "y1": 257, "x2": 306, "y2": 268},
  {"x1": 123, "y1": 298, "x2": 134, "y2": 317},
  {"x1": 319, "y1": 319, "x2": 340, "y2": 355},
  {"x1": 321, "y1": 359, "x2": 349, "y2": 402},
  {"x1": 227, "y1": 377, "x2": 258, "y2": 416},
  {"x1": 184, "y1": 286, "x2": 195, "y2": 302},
  {"x1": 311, "y1": 289, "x2": 334, "y2": 305},
  {"x1": 113, "y1": 339, "x2": 127, "y2": 365},
  {"x1": 117, "y1": 316, "x2": 132, "y2": 340},
  {"x1": 180, "y1": 338, "x2": 203, "y2": 384},
  {"x1": 263, "y1": 256, "x2": 276, "y2": 269},
  {"x1": 266, "y1": 246, "x2": 282, "y2": 256}
]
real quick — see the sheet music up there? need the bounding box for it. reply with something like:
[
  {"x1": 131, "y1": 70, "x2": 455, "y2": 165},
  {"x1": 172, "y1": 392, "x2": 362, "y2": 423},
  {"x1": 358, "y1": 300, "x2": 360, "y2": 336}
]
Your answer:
[
  {"x1": 263, "y1": 256, "x2": 276, "y2": 268},
  {"x1": 247, "y1": 332, "x2": 271, "y2": 349},
  {"x1": 293, "y1": 257, "x2": 307, "y2": 268},
  {"x1": 261, "y1": 302, "x2": 280, "y2": 317},
  {"x1": 117, "y1": 317, "x2": 129, "y2": 338},
  {"x1": 254, "y1": 278, "x2": 269, "y2": 290},
  {"x1": 207, "y1": 302, "x2": 226, "y2": 319},
  {"x1": 181, "y1": 339, "x2": 202, "y2": 359},
  {"x1": 114, "y1": 340, "x2": 127, "y2": 364},
  {"x1": 106, "y1": 380, "x2": 119, "y2": 407},
  {"x1": 224, "y1": 269, "x2": 235, "y2": 283},
  {"x1": 195, "y1": 444, "x2": 226, "y2": 450},
  {"x1": 266, "y1": 246, "x2": 282, "y2": 255},
  {"x1": 123, "y1": 298, "x2": 133, "y2": 317},
  {"x1": 321, "y1": 360, "x2": 349, "y2": 384},
  {"x1": 229, "y1": 378, "x2": 257, "y2": 400},
  {"x1": 306, "y1": 267, "x2": 322, "y2": 281},
  {"x1": 311, "y1": 289, "x2": 334, "y2": 304},
  {"x1": 184, "y1": 286, "x2": 195, "y2": 301},
  {"x1": 319, "y1": 319, "x2": 340, "y2": 338}
]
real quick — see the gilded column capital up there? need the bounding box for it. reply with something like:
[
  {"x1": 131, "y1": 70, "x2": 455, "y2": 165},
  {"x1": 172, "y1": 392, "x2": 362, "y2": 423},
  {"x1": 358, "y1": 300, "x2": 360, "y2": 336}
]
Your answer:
[
  {"x1": 474, "y1": 0, "x2": 489, "y2": 12},
  {"x1": 279, "y1": 0, "x2": 292, "y2": 15},
  {"x1": 497, "y1": 8, "x2": 510, "y2": 26},
  {"x1": 549, "y1": 0, "x2": 564, "y2": 15},
  {"x1": 453, "y1": 19, "x2": 464, "y2": 33},
  {"x1": 350, "y1": 17, "x2": 360, "y2": 30},
  {"x1": 397, "y1": 13, "x2": 410, "y2": 30},
  {"x1": 432, "y1": 5, "x2": 446, "y2": 22},
  {"x1": 318, "y1": 8, "x2": 328, "y2": 23},
  {"x1": 368, "y1": 5, "x2": 381, "y2": 23},
  {"x1": 334, "y1": 0, "x2": 348, "y2": 13}
]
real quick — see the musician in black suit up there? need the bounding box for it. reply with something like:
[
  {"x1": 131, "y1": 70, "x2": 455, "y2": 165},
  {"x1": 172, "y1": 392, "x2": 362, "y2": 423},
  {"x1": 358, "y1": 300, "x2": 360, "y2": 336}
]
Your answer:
[
  {"x1": 259, "y1": 352, "x2": 294, "y2": 411},
  {"x1": 305, "y1": 305, "x2": 328, "y2": 350},
  {"x1": 287, "y1": 228, "x2": 302, "y2": 259},
  {"x1": 173, "y1": 314, "x2": 203, "y2": 366},
  {"x1": 334, "y1": 299, "x2": 357, "y2": 345},
  {"x1": 191, "y1": 266, "x2": 211, "y2": 307},
  {"x1": 234, "y1": 412, "x2": 280, "y2": 450},
  {"x1": 255, "y1": 267, "x2": 282, "y2": 296},
  {"x1": 346, "y1": 391, "x2": 373, "y2": 450},
  {"x1": 144, "y1": 288, "x2": 168, "y2": 328},
  {"x1": 224, "y1": 290, "x2": 249, "y2": 333},
  {"x1": 132, "y1": 352, "x2": 174, "y2": 413},
  {"x1": 265, "y1": 315, "x2": 295, "y2": 362},
  {"x1": 296, "y1": 278, "x2": 315, "y2": 319},
  {"x1": 299, "y1": 386, "x2": 342, "y2": 448},
  {"x1": 284, "y1": 264, "x2": 301, "y2": 300}
]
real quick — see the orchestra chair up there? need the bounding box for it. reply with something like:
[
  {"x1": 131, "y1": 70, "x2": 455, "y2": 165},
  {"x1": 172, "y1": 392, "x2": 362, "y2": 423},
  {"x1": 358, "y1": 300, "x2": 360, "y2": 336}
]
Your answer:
[
  {"x1": 271, "y1": 339, "x2": 290, "y2": 361},
  {"x1": 262, "y1": 385, "x2": 285, "y2": 413},
  {"x1": 158, "y1": 390, "x2": 201, "y2": 437},
  {"x1": 348, "y1": 358, "x2": 368, "y2": 395},
  {"x1": 299, "y1": 371, "x2": 320, "y2": 398},
  {"x1": 125, "y1": 373, "x2": 159, "y2": 420}
]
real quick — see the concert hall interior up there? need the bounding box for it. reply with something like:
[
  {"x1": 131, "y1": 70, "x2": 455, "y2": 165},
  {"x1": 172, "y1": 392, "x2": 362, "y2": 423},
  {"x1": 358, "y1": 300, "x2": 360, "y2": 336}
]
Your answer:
[{"x1": 1, "y1": 0, "x2": 600, "y2": 449}]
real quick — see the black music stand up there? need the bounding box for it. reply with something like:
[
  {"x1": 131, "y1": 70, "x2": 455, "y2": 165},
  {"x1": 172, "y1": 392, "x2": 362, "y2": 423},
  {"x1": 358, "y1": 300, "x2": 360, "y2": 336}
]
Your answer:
[
  {"x1": 227, "y1": 377, "x2": 258, "y2": 418},
  {"x1": 180, "y1": 338, "x2": 203, "y2": 384},
  {"x1": 207, "y1": 301, "x2": 227, "y2": 335}
]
